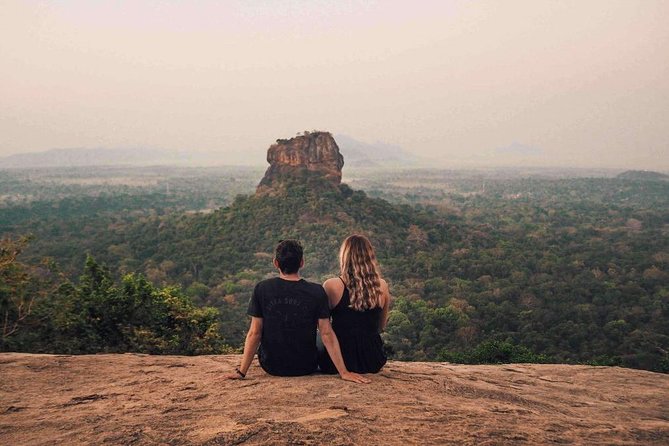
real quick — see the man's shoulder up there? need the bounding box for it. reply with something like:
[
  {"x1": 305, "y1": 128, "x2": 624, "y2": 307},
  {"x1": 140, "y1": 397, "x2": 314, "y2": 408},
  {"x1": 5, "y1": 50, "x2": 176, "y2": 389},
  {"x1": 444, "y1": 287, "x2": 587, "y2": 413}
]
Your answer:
[
  {"x1": 253, "y1": 277, "x2": 283, "y2": 294},
  {"x1": 255, "y1": 277, "x2": 280, "y2": 288},
  {"x1": 300, "y1": 280, "x2": 327, "y2": 295},
  {"x1": 254, "y1": 277, "x2": 325, "y2": 296}
]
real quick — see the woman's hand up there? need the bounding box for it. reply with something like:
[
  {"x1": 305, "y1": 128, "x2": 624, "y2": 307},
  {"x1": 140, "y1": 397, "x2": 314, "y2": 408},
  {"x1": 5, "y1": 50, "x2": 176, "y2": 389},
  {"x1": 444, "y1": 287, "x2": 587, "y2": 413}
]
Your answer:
[{"x1": 340, "y1": 371, "x2": 371, "y2": 384}]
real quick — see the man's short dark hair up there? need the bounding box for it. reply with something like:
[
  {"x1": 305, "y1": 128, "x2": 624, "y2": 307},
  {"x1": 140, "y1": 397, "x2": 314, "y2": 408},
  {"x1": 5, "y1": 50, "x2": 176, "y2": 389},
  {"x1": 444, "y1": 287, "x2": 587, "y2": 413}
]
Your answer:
[{"x1": 275, "y1": 239, "x2": 303, "y2": 274}]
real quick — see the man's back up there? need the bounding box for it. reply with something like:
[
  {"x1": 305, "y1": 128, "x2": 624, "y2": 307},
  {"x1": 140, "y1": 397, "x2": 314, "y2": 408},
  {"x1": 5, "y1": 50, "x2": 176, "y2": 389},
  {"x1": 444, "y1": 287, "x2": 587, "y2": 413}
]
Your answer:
[{"x1": 248, "y1": 277, "x2": 330, "y2": 376}]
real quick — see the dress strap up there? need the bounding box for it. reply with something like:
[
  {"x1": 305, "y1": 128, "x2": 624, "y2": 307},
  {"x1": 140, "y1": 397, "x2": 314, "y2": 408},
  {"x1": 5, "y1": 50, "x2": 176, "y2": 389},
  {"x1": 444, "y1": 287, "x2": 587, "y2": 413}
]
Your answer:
[{"x1": 336, "y1": 277, "x2": 349, "y2": 307}]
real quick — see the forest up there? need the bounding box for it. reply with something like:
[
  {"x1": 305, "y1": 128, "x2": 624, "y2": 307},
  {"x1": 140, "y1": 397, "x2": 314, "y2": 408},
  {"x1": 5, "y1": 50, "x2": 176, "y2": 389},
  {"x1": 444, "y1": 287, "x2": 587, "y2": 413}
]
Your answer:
[{"x1": 1, "y1": 166, "x2": 668, "y2": 372}]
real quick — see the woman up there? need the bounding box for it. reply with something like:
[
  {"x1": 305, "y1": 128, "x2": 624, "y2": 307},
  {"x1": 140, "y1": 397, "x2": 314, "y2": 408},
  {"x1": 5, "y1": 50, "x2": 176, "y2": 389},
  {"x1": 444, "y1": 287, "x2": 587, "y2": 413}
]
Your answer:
[{"x1": 319, "y1": 234, "x2": 390, "y2": 374}]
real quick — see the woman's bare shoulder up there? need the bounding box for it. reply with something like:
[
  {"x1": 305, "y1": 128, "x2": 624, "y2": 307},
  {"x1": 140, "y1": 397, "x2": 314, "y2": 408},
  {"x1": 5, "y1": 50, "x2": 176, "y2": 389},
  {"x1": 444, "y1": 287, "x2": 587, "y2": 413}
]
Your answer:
[
  {"x1": 323, "y1": 277, "x2": 344, "y2": 308},
  {"x1": 323, "y1": 277, "x2": 343, "y2": 287},
  {"x1": 323, "y1": 277, "x2": 345, "y2": 294},
  {"x1": 378, "y1": 278, "x2": 390, "y2": 307}
]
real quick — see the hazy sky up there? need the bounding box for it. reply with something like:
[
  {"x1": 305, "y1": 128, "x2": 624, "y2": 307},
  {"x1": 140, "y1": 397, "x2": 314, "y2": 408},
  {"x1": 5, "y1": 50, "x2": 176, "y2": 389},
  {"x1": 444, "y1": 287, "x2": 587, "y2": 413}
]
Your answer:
[{"x1": 2, "y1": 0, "x2": 668, "y2": 168}]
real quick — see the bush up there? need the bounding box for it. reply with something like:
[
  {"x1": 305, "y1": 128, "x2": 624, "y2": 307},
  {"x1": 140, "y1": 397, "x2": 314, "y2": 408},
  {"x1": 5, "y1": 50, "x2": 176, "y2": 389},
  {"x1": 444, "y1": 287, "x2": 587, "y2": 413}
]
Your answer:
[{"x1": 438, "y1": 340, "x2": 548, "y2": 364}]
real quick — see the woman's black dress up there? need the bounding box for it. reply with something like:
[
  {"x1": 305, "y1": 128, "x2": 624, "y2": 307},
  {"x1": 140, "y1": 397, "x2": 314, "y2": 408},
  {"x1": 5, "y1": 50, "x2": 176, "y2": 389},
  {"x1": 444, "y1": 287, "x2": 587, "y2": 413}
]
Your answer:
[{"x1": 319, "y1": 281, "x2": 387, "y2": 374}]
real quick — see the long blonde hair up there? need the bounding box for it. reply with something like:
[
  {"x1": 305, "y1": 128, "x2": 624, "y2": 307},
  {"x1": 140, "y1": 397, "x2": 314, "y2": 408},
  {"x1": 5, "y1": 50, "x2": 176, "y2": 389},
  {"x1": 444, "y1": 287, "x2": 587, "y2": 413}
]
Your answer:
[{"x1": 339, "y1": 235, "x2": 383, "y2": 311}]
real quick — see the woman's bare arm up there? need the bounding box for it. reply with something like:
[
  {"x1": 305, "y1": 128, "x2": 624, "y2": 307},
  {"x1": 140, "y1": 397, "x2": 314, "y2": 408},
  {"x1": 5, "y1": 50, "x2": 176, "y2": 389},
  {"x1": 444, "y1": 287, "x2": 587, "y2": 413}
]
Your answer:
[
  {"x1": 319, "y1": 318, "x2": 370, "y2": 384},
  {"x1": 379, "y1": 279, "x2": 391, "y2": 332}
]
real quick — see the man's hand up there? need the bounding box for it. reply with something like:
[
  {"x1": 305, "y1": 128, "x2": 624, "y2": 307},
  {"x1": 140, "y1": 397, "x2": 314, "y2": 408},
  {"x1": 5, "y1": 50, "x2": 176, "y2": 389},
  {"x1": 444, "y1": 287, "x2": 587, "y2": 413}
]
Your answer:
[
  {"x1": 340, "y1": 371, "x2": 371, "y2": 384},
  {"x1": 225, "y1": 367, "x2": 247, "y2": 380},
  {"x1": 228, "y1": 317, "x2": 262, "y2": 382}
]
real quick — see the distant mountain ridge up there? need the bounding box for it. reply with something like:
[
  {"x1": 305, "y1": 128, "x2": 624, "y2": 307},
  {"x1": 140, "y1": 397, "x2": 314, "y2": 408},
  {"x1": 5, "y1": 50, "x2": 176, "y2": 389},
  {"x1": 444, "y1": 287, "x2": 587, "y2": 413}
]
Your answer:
[
  {"x1": 334, "y1": 134, "x2": 420, "y2": 168},
  {"x1": 0, "y1": 147, "x2": 228, "y2": 168},
  {"x1": 616, "y1": 170, "x2": 669, "y2": 181},
  {"x1": 1, "y1": 135, "x2": 419, "y2": 169}
]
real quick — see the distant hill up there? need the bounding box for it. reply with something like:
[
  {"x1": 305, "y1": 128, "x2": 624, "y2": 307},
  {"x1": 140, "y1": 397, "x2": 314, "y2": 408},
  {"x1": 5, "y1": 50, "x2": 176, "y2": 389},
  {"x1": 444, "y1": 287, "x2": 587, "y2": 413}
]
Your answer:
[
  {"x1": 142, "y1": 132, "x2": 436, "y2": 275},
  {"x1": 0, "y1": 147, "x2": 213, "y2": 168},
  {"x1": 616, "y1": 170, "x2": 669, "y2": 181},
  {"x1": 0, "y1": 147, "x2": 252, "y2": 168},
  {"x1": 335, "y1": 134, "x2": 420, "y2": 168}
]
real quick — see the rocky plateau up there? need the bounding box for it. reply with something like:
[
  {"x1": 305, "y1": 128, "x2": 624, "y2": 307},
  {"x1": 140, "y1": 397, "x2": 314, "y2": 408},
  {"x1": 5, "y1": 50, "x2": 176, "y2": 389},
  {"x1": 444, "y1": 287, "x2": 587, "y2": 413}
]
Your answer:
[{"x1": 1, "y1": 353, "x2": 669, "y2": 445}]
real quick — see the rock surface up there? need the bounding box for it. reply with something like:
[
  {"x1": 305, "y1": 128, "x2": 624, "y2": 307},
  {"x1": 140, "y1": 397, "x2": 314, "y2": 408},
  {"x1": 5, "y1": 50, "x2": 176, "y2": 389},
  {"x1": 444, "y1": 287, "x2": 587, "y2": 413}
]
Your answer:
[
  {"x1": 2, "y1": 353, "x2": 669, "y2": 445},
  {"x1": 257, "y1": 132, "x2": 345, "y2": 194}
]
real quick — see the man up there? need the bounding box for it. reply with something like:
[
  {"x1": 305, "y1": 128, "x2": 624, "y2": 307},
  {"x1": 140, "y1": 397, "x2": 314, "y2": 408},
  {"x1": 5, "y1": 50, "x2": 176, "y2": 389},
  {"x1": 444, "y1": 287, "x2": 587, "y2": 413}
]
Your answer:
[{"x1": 226, "y1": 239, "x2": 370, "y2": 383}]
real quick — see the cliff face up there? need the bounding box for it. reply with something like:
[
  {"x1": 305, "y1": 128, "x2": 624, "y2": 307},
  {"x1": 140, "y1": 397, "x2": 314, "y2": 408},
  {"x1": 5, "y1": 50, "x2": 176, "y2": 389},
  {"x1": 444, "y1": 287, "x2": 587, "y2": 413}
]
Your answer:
[
  {"x1": 2, "y1": 353, "x2": 669, "y2": 446},
  {"x1": 257, "y1": 132, "x2": 345, "y2": 194}
]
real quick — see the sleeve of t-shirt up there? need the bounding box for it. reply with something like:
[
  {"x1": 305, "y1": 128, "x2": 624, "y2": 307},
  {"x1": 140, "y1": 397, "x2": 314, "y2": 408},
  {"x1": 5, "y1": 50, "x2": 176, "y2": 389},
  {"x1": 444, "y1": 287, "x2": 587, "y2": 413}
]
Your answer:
[
  {"x1": 247, "y1": 283, "x2": 263, "y2": 317},
  {"x1": 317, "y1": 286, "x2": 330, "y2": 319}
]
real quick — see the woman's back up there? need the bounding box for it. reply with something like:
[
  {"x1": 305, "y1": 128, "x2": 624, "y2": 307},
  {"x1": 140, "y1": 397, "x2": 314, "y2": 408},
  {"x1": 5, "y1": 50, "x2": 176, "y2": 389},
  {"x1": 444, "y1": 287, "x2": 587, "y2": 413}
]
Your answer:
[
  {"x1": 319, "y1": 278, "x2": 387, "y2": 374},
  {"x1": 331, "y1": 283, "x2": 382, "y2": 334}
]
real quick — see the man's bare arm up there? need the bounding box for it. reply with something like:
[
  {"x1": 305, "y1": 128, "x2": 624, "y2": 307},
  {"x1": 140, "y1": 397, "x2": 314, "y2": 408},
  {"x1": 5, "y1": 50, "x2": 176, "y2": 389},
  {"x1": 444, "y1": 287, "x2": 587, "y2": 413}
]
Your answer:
[
  {"x1": 225, "y1": 317, "x2": 262, "y2": 379},
  {"x1": 318, "y1": 318, "x2": 370, "y2": 384}
]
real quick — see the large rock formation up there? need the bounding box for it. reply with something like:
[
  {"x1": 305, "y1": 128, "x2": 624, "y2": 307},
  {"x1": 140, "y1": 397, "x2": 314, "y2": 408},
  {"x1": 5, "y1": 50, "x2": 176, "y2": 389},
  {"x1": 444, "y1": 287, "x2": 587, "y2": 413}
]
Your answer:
[
  {"x1": 2, "y1": 353, "x2": 669, "y2": 445},
  {"x1": 256, "y1": 131, "x2": 345, "y2": 194}
]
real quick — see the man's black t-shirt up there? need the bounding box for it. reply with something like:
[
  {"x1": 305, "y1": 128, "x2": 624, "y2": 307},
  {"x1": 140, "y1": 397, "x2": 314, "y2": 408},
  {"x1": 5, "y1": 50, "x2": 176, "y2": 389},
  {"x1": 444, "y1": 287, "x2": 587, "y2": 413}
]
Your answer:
[{"x1": 247, "y1": 277, "x2": 330, "y2": 376}]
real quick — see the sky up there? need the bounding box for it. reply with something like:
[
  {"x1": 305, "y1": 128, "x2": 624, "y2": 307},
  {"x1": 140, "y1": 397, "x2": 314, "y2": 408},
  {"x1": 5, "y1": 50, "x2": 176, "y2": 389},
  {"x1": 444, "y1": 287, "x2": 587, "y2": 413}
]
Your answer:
[{"x1": 1, "y1": 0, "x2": 668, "y2": 169}]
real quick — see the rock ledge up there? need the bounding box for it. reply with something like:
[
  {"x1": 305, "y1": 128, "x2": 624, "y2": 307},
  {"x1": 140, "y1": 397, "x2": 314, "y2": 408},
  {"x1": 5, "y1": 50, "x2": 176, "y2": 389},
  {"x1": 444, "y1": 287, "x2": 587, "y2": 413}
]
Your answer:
[{"x1": 1, "y1": 353, "x2": 668, "y2": 445}]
